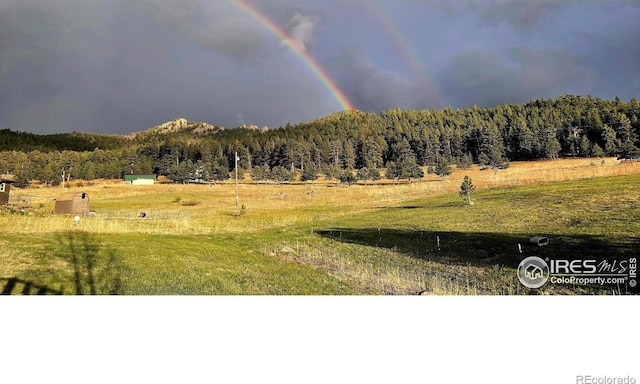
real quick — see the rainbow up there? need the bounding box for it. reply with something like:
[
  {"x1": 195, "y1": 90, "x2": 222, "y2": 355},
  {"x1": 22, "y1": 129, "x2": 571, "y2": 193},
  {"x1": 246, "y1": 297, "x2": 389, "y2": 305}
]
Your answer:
[
  {"x1": 364, "y1": 3, "x2": 446, "y2": 108},
  {"x1": 365, "y1": 4, "x2": 425, "y2": 77},
  {"x1": 233, "y1": 0, "x2": 354, "y2": 111}
]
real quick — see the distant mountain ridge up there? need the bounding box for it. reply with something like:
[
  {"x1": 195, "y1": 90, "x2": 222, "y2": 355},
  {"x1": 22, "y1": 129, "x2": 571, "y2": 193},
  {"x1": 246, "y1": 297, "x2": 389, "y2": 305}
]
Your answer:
[
  {"x1": 0, "y1": 117, "x2": 237, "y2": 152},
  {"x1": 127, "y1": 118, "x2": 224, "y2": 139}
]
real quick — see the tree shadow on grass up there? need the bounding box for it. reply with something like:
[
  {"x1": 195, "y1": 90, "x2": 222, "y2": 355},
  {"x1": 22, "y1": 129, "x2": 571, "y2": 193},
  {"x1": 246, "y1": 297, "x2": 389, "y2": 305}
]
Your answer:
[
  {"x1": 316, "y1": 227, "x2": 638, "y2": 269},
  {"x1": 0, "y1": 277, "x2": 63, "y2": 295},
  {"x1": 1, "y1": 233, "x2": 123, "y2": 295},
  {"x1": 61, "y1": 232, "x2": 123, "y2": 295}
]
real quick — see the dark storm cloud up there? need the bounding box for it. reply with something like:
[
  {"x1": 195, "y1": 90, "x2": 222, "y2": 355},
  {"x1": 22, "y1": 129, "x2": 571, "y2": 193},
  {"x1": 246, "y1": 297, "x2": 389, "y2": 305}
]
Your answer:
[
  {"x1": 0, "y1": 0, "x2": 334, "y2": 133},
  {"x1": 571, "y1": 7, "x2": 640, "y2": 99},
  {"x1": 466, "y1": 0, "x2": 577, "y2": 30},
  {"x1": 331, "y1": 50, "x2": 440, "y2": 113},
  {"x1": 135, "y1": 1, "x2": 324, "y2": 62},
  {"x1": 0, "y1": 1, "x2": 116, "y2": 133},
  {"x1": 435, "y1": 0, "x2": 639, "y2": 108},
  {"x1": 438, "y1": 46, "x2": 595, "y2": 108},
  {"x1": 134, "y1": 1, "x2": 271, "y2": 63},
  {"x1": 0, "y1": 0, "x2": 638, "y2": 134}
]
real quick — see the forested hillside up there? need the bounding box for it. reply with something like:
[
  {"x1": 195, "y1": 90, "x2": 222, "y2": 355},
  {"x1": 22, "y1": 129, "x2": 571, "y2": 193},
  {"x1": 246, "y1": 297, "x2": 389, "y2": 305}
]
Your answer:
[
  {"x1": 0, "y1": 129, "x2": 125, "y2": 152},
  {"x1": 1, "y1": 95, "x2": 638, "y2": 186}
]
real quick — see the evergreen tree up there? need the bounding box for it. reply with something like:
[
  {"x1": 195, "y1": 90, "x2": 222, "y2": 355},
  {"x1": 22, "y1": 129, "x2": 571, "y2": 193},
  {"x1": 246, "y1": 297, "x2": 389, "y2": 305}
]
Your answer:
[
  {"x1": 210, "y1": 164, "x2": 230, "y2": 184},
  {"x1": 329, "y1": 140, "x2": 342, "y2": 166},
  {"x1": 251, "y1": 164, "x2": 269, "y2": 183},
  {"x1": 579, "y1": 135, "x2": 591, "y2": 157},
  {"x1": 323, "y1": 164, "x2": 341, "y2": 184},
  {"x1": 459, "y1": 175, "x2": 476, "y2": 205},
  {"x1": 339, "y1": 169, "x2": 357, "y2": 186},
  {"x1": 360, "y1": 137, "x2": 385, "y2": 169},
  {"x1": 615, "y1": 113, "x2": 640, "y2": 158},
  {"x1": 390, "y1": 138, "x2": 414, "y2": 163},
  {"x1": 456, "y1": 153, "x2": 473, "y2": 169},
  {"x1": 402, "y1": 158, "x2": 424, "y2": 183},
  {"x1": 385, "y1": 161, "x2": 402, "y2": 184},
  {"x1": 341, "y1": 140, "x2": 356, "y2": 169},
  {"x1": 83, "y1": 161, "x2": 96, "y2": 181},
  {"x1": 190, "y1": 160, "x2": 210, "y2": 183},
  {"x1": 602, "y1": 125, "x2": 620, "y2": 156},
  {"x1": 368, "y1": 168, "x2": 381, "y2": 185},
  {"x1": 434, "y1": 159, "x2": 452, "y2": 179},
  {"x1": 271, "y1": 166, "x2": 296, "y2": 183},
  {"x1": 591, "y1": 143, "x2": 605, "y2": 158},
  {"x1": 356, "y1": 167, "x2": 370, "y2": 185},
  {"x1": 300, "y1": 163, "x2": 319, "y2": 183},
  {"x1": 544, "y1": 137, "x2": 561, "y2": 159}
]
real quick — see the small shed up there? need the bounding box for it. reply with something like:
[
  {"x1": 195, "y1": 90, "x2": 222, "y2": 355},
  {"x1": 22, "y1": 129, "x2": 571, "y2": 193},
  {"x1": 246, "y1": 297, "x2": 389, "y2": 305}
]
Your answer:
[
  {"x1": 54, "y1": 192, "x2": 90, "y2": 215},
  {"x1": 0, "y1": 177, "x2": 15, "y2": 206},
  {"x1": 125, "y1": 174, "x2": 156, "y2": 185}
]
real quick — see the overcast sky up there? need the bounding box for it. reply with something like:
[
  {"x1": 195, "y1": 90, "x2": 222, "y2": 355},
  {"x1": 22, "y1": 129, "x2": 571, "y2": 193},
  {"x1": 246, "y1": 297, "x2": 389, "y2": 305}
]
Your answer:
[{"x1": 1, "y1": 0, "x2": 639, "y2": 135}]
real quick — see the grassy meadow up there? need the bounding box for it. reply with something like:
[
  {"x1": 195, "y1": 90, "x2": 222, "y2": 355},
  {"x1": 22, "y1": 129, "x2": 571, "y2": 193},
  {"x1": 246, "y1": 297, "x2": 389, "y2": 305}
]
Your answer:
[{"x1": 1, "y1": 157, "x2": 639, "y2": 295}]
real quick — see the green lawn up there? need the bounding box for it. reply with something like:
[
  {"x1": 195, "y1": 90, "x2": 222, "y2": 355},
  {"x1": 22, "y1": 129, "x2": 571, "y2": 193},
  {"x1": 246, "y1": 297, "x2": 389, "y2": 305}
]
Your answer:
[
  {"x1": 1, "y1": 175, "x2": 638, "y2": 295},
  {"x1": 0, "y1": 232, "x2": 356, "y2": 295}
]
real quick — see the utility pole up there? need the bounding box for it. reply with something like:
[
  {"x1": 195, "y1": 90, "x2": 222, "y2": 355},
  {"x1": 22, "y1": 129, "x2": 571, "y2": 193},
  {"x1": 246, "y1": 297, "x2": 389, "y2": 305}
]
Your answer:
[{"x1": 235, "y1": 151, "x2": 239, "y2": 206}]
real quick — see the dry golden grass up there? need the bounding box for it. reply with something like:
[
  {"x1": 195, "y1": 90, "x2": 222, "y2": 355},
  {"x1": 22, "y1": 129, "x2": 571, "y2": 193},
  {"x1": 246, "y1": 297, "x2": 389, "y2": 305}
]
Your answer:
[
  {"x1": 267, "y1": 240, "x2": 522, "y2": 295},
  {"x1": 2, "y1": 157, "x2": 637, "y2": 237}
]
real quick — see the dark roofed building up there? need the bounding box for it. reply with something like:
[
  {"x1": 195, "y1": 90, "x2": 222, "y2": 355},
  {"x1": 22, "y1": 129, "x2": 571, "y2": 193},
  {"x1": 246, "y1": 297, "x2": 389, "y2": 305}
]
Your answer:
[
  {"x1": 0, "y1": 177, "x2": 15, "y2": 206},
  {"x1": 54, "y1": 192, "x2": 90, "y2": 215}
]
